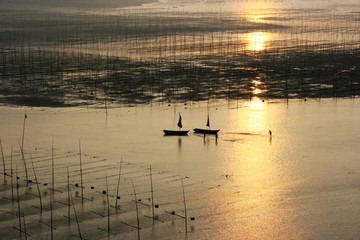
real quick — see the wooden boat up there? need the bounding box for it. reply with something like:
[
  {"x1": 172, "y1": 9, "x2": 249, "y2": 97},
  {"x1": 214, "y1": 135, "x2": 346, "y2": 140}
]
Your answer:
[
  {"x1": 193, "y1": 114, "x2": 220, "y2": 135},
  {"x1": 193, "y1": 128, "x2": 219, "y2": 135},
  {"x1": 163, "y1": 113, "x2": 189, "y2": 136},
  {"x1": 163, "y1": 130, "x2": 189, "y2": 135}
]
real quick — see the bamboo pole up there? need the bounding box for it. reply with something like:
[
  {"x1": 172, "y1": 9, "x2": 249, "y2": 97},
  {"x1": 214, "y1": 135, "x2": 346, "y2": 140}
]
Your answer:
[
  {"x1": 22, "y1": 213, "x2": 28, "y2": 240},
  {"x1": 51, "y1": 138, "x2": 55, "y2": 196},
  {"x1": 50, "y1": 174, "x2": 54, "y2": 240},
  {"x1": 150, "y1": 165, "x2": 155, "y2": 223},
  {"x1": 67, "y1": 167, "x2": 71, "y2": 225},
  {"x1": 181, "y1": 178, "x2": 187, "y2": 234},
  {"x1": 115, "y1": 159, "x2": 122, "y2": 209},
  {"x1": 10, "y1": 146, "x2": 14, "y2": 202},
  {"x1": 18, "y1": 141, "x2": 29, "y2": 184},
  {"x1": 0, "y1": 139, "x2": 6, "y2": 179},
  {"x1": 30, "y1": 153, "x2": 42, "y2": 212},
  {"x1": 21, "y1": 111, "x2": 26, "y2": 151},
  {"x1": 131, "y1": 179, "x2": 140, "y2": 240},
  {"x1": 70, "y1": 187, "x2": 82, "y2": 239},
  {"x1": 16, "y1": 165, "x2": 22, "y2": 239},
  {"x1": 106, "y1": 176, "x2": 110, "y2": 234},
  {"x1": 79, "y1": 140, "x2": 84, "y2": 202}
]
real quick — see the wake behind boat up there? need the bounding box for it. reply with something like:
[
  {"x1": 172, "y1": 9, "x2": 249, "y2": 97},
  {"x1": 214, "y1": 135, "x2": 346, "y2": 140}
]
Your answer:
[
  {"x1": 193, "y1": 114, "x2": 220, "y2": 135},
  {"x1": 163, "y1": 113, "x2": 189, "y2": 136}
]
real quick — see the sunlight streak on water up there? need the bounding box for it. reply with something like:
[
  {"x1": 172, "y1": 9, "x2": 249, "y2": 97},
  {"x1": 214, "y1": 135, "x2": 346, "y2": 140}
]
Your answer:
[{"x1": 246, "y1": 31, "x2": 272, "y2": 51}]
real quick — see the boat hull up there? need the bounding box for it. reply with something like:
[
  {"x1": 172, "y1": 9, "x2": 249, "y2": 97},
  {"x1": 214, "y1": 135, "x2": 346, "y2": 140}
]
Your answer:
[
  {"x1": 193, "y1": 128, "x2": 220, "y2": 135},
  {"x1": 163, "y1": 130, "x2": 189, "y2": 136}
]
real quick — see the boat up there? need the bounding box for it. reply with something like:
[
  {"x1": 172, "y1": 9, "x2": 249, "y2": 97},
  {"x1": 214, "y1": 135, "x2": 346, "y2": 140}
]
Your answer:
[
  {"x1": 163, "y1": 130, "x2": 189, "y2": 135},
  {"x1": 163, "y1": 113, "x2": 189, "y2": 136},
  {"x1": 193, "y1": 128, "x2": 220, "y2": 135},
  {"x1": 193, "y1": 114, "x2": 220, "y2": 135}
]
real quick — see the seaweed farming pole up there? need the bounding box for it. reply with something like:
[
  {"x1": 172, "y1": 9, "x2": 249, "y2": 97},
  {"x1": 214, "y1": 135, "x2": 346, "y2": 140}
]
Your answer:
[
  {"x1": 10, "y1": 146, "x2": 14, "y2": 201},
  {"x1": 0, "y1": 139, "x2": 6, "y2": 179},
  {"x1": 115, "y1": 159, "x2": 122, "y2": 209},
  {"x1": 51, "y1": 138, "x2": 55, "y2": 198},
  {"x1": 18, "y1": 140, "x2": 29, "y2": 184},
  {"x1": 21, "y1": 111, "x2": 27, "y2": 151},
  {"x1": 16, "y1": 165, "x2": 22, "y2": 239},
  {"x1": 22, "y1": 213, "x2": 28, "y2": 240},
  {"x1": 106, "y1": 176, "x2": 110, "y2": 234},
  {"x1": 50, "y1": 170, "x2": 54, "y2": 240},
  {"x1": 79, "y1": 140, "x2": 84, "y2": 202},
  {"x1": 67, "y1": 167, "x2": 71, "y2": 225},
  {"x1": 30, "y1": 153, "x2": 42, "y2": 212},
  {"x1": 181, "y1": 178, "x2": 188, "y2": 234},
  {"x1": 70, "y1": 187, "x2": 83, "y2": 239},
  {"x1": 150, "y1": 165, "x2": 155, "y2": 223},
  {"x1": 131, "y1": 180, "x2": 140, "y2": 240}
]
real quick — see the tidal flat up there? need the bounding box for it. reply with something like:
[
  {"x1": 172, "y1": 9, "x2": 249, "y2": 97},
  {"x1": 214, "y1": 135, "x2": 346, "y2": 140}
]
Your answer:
[{"x1": 0, "y1": 0, "x2": 360, "y2": 239}]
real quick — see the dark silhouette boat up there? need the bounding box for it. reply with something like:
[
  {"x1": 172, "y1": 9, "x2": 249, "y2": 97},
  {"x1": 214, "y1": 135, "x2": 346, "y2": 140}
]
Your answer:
[
  {"x1": 193, "y1": 114, "x2": 219, "y2": 135},
  {"x1": 163, "y1": 113, "x2": 189, "y2": 135},
  {"x1": 193, "y1": 128, "x2": 219, "y2": 134},
  {"x1": 163, "y1": 129, "x2": 189, "y2": 135}
]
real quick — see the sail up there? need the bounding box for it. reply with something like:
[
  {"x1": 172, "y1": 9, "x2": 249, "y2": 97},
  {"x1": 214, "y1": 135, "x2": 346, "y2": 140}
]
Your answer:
[
  {"x1": 177, "y1": 114, "x2": 182, "y2": 128},
  {"x1": 206, "y1": 114, "x2": 210, "y2": 128}
]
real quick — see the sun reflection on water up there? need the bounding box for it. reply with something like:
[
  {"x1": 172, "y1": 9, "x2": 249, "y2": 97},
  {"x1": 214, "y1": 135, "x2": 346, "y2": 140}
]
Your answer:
[
  {"x1": 247, "y1": 31, "x2": 271, "y2": 51},
  {"x1": 212, "y1": 98, "x2": 299, "y2": 239}
]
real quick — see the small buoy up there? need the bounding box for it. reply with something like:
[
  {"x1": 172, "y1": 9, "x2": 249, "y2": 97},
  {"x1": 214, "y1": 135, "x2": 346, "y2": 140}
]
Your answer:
[
  {"x1": 155, "y1": 204, "x2": 159, "y2": 208},
  {"x1": 102, "y1": 190, "x2": 107, "y2": 194},
  {"x1": 190, "y1": 217, "x2": 195, "y2": 221}
]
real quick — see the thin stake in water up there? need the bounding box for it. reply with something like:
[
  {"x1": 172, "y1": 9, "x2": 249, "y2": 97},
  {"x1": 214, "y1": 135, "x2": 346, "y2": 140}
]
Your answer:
[
  {"x1": 18, "y1": 140, "x2": 29, "y2": 184},
  {"x1": 10, "y1": 146, "x2": 14, "y2": 202},
  {"x1": 115, "y1": 159, "x2": 122, "y2": 209},
  {"x1": 0, "y1": 139, "x2": 6, "y2": 179},
  {"x1": 70, "y1": 187, "x2": 83, "y2": 239},
  {"x1": 51, "y1": 138, "x2": 55, "y2": 197},
  {"x1": 181, "y1": 178, "x2": 188, "y2": 234},
  {"x1": 106, "y1": 176, "x2": 110, "y2": 234},
  {"x1": 67, "y1": 167, "x2": 71, "y2": 225},
  {"x1": 30, "y1": 153, "x2": 42, "y2": 212},
  {"x1": 131, "y1": 180, "x2": 140, "y2": 240},
  {"x1": 79, "y1": 140, "x2": 84, "y2": 202},
  {"x1": 22, "y1": 213, "x2": 28, "y2": 240},
  {"x1": 50, "y1": 174, "x2": 54, "y2": 240},
  {"x1": 150, "y1": 165, "x2": 155, "y2": 223},
  {"x1": 21, "y1": 111, "x2": 27, "y2": 152},
  {"x1": 16, "y1": 165, "x2": 22, "y2": 239}
]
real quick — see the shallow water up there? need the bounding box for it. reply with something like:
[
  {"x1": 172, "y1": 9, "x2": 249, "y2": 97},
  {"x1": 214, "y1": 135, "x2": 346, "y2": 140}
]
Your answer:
[
  {"x1": 0, "y1": 98, "x2": 360, "y2": 239},
  {"x1": 0, "y1": 0, "x2": 360, "y2": 239}
]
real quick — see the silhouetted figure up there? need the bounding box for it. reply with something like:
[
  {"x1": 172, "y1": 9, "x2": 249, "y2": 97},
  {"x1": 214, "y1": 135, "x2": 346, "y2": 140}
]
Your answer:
[{"x1": 269, "y1": 130, "x2": 272, "y2": 136}]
